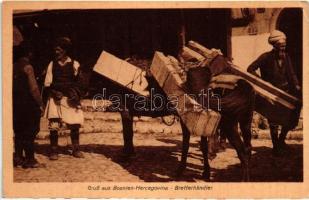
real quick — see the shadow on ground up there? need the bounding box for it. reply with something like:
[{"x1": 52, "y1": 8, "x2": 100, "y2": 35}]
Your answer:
[
  {"x1": 209, "y1": 144, "x2": 303, "y2": 182},
  {"x1": 34, "y1": 139, "x2": 303, "y2": 182}
]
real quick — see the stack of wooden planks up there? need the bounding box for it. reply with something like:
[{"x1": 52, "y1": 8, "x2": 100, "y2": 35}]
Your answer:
[
  {"x1": 185, "y1": 41, "x2": 301, "y2": 126},
  {"x1": 150, "y1": 51, "x2": 221, "y2": 137},
  {"x1": 93, "y1": 51, "x2": 150, "y2": 97}
]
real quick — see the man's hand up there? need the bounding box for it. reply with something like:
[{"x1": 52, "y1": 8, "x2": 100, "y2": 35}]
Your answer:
[
  {"x1": 50, "y1": 89, "x2": 63, "y2": 105},
  {"x1": 51, "y1": 89, "x2": 63, "y2": 100},
  {"x1": 67, "y1": 87, "x2": 81, "y2": 108}
]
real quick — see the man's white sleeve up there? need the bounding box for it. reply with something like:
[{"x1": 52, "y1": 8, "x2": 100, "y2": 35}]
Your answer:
[
  {"x1": 73, "y1": 60, "x2": 80, "y2": 76},
  {"x1": 44, "y1": 61, "x2": 53, "y2": 87}
]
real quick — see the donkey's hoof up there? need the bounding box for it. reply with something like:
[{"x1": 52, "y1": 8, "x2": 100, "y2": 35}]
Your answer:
[
  {"x1": 272, "y1": 147, "x2": 282, "y2": 157},
  {"x1": 278, "y1": 143, "x2": 290, "y2": 154},
  {"x1": 175, "y1": 165, "x2": 186, "y2": 177},
  {"x1": 241, "y1": 172, "x2": 250, "y2": 182},
  {"x1": 202, "y1": 171, "x2": 210, "y2": 181},
  {"x1": 118, "y1": 151, "x2": 136, "y2": 163}
]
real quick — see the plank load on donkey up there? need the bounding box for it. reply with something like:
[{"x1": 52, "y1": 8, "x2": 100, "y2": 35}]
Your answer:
[
  {"x1": 90, "y1": 49, "x2": 255, "y2": 181},
  {"x1": 89, "y1": 50, "x2": 229, "y2": 180},
  {"x1": 92, "y1": 50, "x2": 221, "y2": 137},
  {"x1": 185, "y1": 41, "x2": 302, "y2": 130},
  {"x1": 150, "y1": 51, "x2": 255, "y2": 181}
]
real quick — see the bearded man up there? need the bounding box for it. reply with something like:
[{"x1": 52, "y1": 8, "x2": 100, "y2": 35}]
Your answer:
[{"x1": 247, "y1": 30, "x2": 301, "y2": 154}]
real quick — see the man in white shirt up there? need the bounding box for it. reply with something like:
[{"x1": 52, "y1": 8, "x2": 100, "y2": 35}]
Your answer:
[{"x1": 44, "y1": 37, "x2": 84, "y2": 160}]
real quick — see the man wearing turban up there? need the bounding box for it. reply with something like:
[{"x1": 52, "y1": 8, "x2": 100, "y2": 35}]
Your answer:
[{"x1": 247, "y1": 30, "x2": 301, "y2": 155}]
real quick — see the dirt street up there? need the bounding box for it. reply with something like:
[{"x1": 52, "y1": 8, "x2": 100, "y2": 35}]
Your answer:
[{"x1": 14, "y1": 132, "x2": 303, "y2": 182}]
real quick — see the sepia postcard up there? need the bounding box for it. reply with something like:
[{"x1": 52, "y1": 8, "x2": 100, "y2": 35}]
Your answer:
[{"x1": 2, "y1": 1, "x2": 309, "y2": 198}]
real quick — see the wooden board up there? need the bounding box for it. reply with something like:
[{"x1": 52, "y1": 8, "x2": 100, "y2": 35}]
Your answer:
[
  {"x1": 186, "y1": 41, "x2": 301, "y2": 126},
  {"x1": 181, "y1": 46, "x2": 205, "y2": 62},
  {"x1": 150, "y1": 51, "x2": 221, "y2": 137},
  {"x1": 93, "y1": 51, "x2": 149, "y2": 97},
  {"x1": 187, "y1": 40, "x2": 299, "y2": 104},
  {"x1": 228, "y1": 63, "x2": 299, "y2": 104}
]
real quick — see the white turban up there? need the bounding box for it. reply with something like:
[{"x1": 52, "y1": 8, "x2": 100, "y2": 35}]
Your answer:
[{"x1": 268, "y1": 30, "x2": 286, "y2": 45}]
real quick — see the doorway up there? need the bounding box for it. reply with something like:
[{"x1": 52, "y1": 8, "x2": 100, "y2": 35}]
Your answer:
[{"x1": 277, "y1": 8, "x2": 302, "y2": 83}]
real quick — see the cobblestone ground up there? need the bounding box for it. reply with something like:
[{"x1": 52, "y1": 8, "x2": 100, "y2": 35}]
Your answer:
[{"x1": 14, "y1": 132, "x2": 303, "y2": 182}]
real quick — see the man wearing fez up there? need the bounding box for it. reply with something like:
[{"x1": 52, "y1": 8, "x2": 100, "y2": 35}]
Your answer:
[
  {"x1": 247, "y1": 30, "x2": 301, "y2": 154},
  {"x1": 44, "y1": 37, "x2": 84, "y2": 160}
]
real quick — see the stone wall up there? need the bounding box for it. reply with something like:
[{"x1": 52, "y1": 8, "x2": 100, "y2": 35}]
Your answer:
[
  {"x1": 38, "y1": 100, "x2": 183, "y2": 139},
  {"x1": 38, "y1": 99, "x2": 303, "y2": 140}
]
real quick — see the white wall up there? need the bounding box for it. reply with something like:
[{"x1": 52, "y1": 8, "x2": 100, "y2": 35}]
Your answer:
[
  {"x1": 230, "y1": 8, "x2": 277, "y2": 71},
  {"x1": 231, "y1": 33, "x2": 273, "y2": 71}
]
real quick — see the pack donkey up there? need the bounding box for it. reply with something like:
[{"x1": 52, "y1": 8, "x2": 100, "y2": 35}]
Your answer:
[{"x1": 82, "y1": 53, "x2": 255, "y2": 181}]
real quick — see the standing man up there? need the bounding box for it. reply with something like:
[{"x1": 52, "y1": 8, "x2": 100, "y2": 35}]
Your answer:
[
  {"x1": 44, "y1": 37, "x2": 84, "y2": 160},
  {"x1": 247, "y1": 30, "x2": 301, "y2": 154},
  {"x1": 13, "y1": 41, "x2": 45, "y2": 168}
]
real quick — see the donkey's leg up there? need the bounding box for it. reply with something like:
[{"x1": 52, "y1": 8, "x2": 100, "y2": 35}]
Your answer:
[
  {"x1": 278, "y1": 126, "x2": 290, "y2": 150},
  {"x1": 201, "y1": 136, "x2": 211, "y2": 181},
  {"x1": 207, "y1": 134, "x2": 217, "y2": 160},
  {"x1": 120, "y1": 109, "x2": 135, "y2": 158},
  {"x1": 240, "y1": 94, "x2": 255, "y2": 158},
  {"x1": 240, "y1": 117, "x2": 252, "y2": 159},
  {"x1": 239, "y1": 118, "x2": 252, "y2": 181},
  {"x1": 176, "y1": 120, "x2": 190, "y2": 177},
  {"x1": 223, "y1": 121, "x2": 250, "y2": 181},
  {"x1": 269, "y1": 122, "x2": 279, "y2": 154}
]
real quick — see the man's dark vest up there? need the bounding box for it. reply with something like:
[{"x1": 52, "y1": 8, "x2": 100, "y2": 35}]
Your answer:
[
  {"x1": 51, "y1": 60, "x2": 76, "y2": 95},
  {"x1": 52, "y1": 60, "x2": 75, "y2": 85}
]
